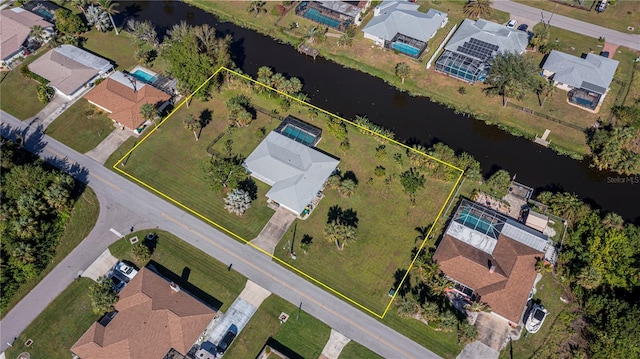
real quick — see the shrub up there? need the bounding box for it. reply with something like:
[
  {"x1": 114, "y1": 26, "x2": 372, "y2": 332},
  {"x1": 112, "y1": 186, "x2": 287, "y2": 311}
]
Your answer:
[
  {"x1": 374, "y1": 165, "x2": 386, "y2": 177},
  {"x1": 131, "y1": 242, "x2": 152, "y2": 262}
]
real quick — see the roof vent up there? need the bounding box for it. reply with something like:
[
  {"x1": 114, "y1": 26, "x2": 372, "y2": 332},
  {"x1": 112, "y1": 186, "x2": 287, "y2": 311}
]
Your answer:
[{"x1": 170, "y1": 282, "x2": 180, "y2": 292}]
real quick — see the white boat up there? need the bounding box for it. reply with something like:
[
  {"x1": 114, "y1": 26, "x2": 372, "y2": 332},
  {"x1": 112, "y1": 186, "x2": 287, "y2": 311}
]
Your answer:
[{"x1": 525, "y1": 304, "x2": 548, "y2": 333}]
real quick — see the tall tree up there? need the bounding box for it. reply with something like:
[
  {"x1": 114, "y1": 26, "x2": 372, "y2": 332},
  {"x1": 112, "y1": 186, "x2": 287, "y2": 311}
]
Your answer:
[
  {"x1": 203, "y1": 155, "x2": 247, "y2": 192},
  {"x1": 139, "y1": 103, "x2": 158, "y2": 127},
  {"x1": 530, "y1": 26, "x2": 550, "y2": 52},
  {"x1": 536, "y1": 78, "x2": 556, "y2": 107},
  {"x1": 463, "y1": 0, "x2": 494, "y2": 19},
  {"x1": 304, "y1": 25, "x2": 319, "y2": 44},
  {"x1": 485, "y1": 169, "x2": 511, "y2": 196},
  {"x1": 589, "y1": 127, "x2": 640, "y2": 175},
  {"x1": 183, "y1": 114, "x2": 202, "y2": 141},
  {"x1": 247, "y1": 1, "x2": 267, "y2": 17},
  {"x1": 29, "y1": 25, "x2": 45, "y2": 41},
  {"x1": 484, "y1": 52, "x2": 539, "y2": 107},
  {"x1": 324, "y1": 220, "x2": 357, "y2": 250},
  {"x1": 224, "y1": 188, "x2": 252, "y2": 216},
  {"x1": 54, "y1": 8, "x2": 86, "y2": 35},
  {"x1": 89, "y1": 276, "x2": 118, "y2": 314},
  {"x1": 98, "y1": 0, "x2": 120, "y2": 35},
  {"x1": 127, "y1": 19, "x2": 157, "y2": 47},
  {"x1": 395, "y1": 62, "x2": 410, "y2": 84},
  {"x1": 400, "y1": 168, "x2": 426, "y2": 195},
  {"x1": 86, "y1": 5, "x2": 112, "y2": 33}
]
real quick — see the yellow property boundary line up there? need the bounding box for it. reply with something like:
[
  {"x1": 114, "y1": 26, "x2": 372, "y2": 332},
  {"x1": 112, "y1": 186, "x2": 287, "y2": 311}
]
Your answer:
[{"x1": 113, "y1": 66, "x2": 465, "y2": 318}]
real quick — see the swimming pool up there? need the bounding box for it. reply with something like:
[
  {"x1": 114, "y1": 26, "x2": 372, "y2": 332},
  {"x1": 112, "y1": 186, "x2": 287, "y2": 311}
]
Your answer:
[
  {"x1": 33, "y1": 8, "x2": 53, "y2": 21},
  {"x1": 280, "y1": 124, "x2": 317, "y2": 146},
  {"x1": 392, "y1": 42, "x2": 421, "y2": 58},
  {"x1": 131, "y1": 69, "x2": 157, "y2": 84},
  {"x1": 303, "y1": 8, "x2": 341, "y2": 29}
]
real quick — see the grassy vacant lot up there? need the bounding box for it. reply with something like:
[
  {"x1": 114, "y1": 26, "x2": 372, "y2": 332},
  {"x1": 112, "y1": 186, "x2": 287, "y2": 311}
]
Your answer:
[
  {"x1": 186, "y1": 1, "x2": 639, "y2": 159},
  {"x1": 513, "y1": 0, "x2": 640, "y2": 34},
  {"x1": 45, "y1": 99, "x2": 115, "y2": 153},
  {"x1": 1, "y1": 187, "x2": 99, "y2": 318},
  {"x1": 224, "y1": 295, "x2": 331, "y2": 359},
  {"x1": 499, "y1": 274, "x2": 570, "y2": 359},
  {"x1": 110, "y1": 91, "x2": 276, "y2": 240},
  {"x1": 109, "y1": 230, "x2": 247, "y2": 312},
  {"x1": 4, "y1": 279, "x2": 99, "y2": 359},
  {"x1": 0, "y1": 50, "x2": 48, "y2": 120}
]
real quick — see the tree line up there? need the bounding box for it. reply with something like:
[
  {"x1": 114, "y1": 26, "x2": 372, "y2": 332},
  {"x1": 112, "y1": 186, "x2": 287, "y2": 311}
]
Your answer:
[{"x1": 0, "y1": 139, "x2": 80, "y2": 311}]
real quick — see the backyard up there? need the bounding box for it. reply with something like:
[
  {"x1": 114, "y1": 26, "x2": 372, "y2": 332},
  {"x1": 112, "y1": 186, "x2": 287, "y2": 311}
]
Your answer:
[{"x1": 44, "y1": 99, "x2": 115, "y2": 153}]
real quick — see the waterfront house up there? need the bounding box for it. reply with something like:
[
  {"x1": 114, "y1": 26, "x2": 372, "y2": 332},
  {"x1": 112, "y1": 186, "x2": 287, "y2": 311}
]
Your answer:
[
  {"x1": 362, "y1": 1, "x2": 448, "y2": 58},
  {"x1": 0, "y1": 7, "x2": 53, "y2": 67},
  {"x1": 28, "y1": 45, "x2": 113, "y2": 99},
  {"x1": 296, "y1": 1, "x2": 371, "y2": 31},
  {"x1": 541, "y1": 50, "x2": 619, "y2": 111},
  {"x1": 84, "y1": 71, "x2": 171, "y2": 133},
  {"x1": 433, "y1": 199, "x2": 550, "y2": 325},
  {"x1": 435, "y1": 18, "x2": 528, "y2": 83}
]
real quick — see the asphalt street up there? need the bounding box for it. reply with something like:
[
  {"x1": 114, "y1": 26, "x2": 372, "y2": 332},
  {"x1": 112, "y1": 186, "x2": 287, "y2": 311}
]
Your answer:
[
  {"x1": 0, "y1": 111, "x2": 441, "y2": 358},
  {"x1": 493, "y1": 0, "x2": 640, "y2": 51}
]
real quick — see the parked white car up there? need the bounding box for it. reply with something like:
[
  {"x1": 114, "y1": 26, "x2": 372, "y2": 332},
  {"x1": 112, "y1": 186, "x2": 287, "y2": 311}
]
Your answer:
[
  {"x1": 525, "y1": 304, "x2": 548, "y2": 333},
  {"x1": 115, "y1": 262, "x2": 139, "y2": 281},
  {"x1": 506, "y1": 19, "x2": 517, "y2": 28}
]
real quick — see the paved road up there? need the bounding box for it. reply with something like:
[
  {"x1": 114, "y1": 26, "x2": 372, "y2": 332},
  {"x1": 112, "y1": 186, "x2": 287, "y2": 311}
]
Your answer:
[
  {"x1": 493, "y1": 0, "x2": 640, "y2": 51},
  {"x1": 0, "y1": 112, "x2": 442, "y2": 359}
]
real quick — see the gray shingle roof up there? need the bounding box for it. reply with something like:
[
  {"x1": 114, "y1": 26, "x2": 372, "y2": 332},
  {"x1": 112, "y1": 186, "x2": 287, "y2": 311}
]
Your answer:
[
  {"x1": 444, "y1": 18, "x2": 529, "y2": 59},
  {"x1": 542, "y1": 50, "x2": 619, "y2": 94},
  {"x1": 318, "y1": 1, "x2": 361, "y2": 17},
  {"x1": 244, "y1": 132, "x2": 339, "y2": 214},
  {"x1": 362, "y1": 2, "x2": 447, "y2": 43}
]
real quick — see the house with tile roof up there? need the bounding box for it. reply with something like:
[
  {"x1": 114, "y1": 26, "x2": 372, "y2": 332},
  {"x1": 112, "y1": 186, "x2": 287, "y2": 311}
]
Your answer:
[
  {"x1": 433, "y1": 199, "x2": 549, "y2": 324},
  {"x1": 435, "y1": 18, "x2": 529, "y2": 83},
  {"x1": 0, "y1": 7, "x2": 53, "y2": 66},
  {"x1": 244, "y1": 122, "x2": 339, "y2": 216},
  {"x1": 542, "y1": 50, "x2": 619, "y2": 111},
  {"x1": 84, "y1": 71, "x2": 171, "y2": 132},
  {"x1": 362, "y1": 1, "x2": 447, "y2": 58},
  {"x1": 29, "y1": 45, "x2": 113, "y2": 99},
  {"x1": 71, "y1": 267, "x2": 216, "y2": 359}
]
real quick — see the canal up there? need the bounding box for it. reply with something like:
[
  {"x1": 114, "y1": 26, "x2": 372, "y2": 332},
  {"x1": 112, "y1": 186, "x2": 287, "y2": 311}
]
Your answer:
[{"x1": 121, "y1": 1, "x2": 639, "y2": 223}]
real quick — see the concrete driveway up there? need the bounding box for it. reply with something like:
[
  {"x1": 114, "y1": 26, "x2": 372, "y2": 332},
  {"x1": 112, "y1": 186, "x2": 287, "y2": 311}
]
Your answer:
[
  {"x1": 86, "y1": 126, "x2": 132, "y2": 164},
  {"x1": 81, "y1": 249, "x2": 118, "y2": 281},
  {"x1": 250, "y1": 207, "x2": 296, "y2": 255},
  {"x1": 457, "y1": 341, "x2": 499, "y2": 359}
]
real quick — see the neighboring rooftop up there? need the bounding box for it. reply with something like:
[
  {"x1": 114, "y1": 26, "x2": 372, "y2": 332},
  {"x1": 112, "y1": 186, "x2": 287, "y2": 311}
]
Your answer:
[
  {"x1": 362, "y1": 2, "x2": 447, "y2": 43},
  {"x1": 0, "y1": 7, "x2": 53, "y2": 60},
  {"x1": 542, "y1": 50, "x2": 619, "y2": 95},
  {"x1": 71, "y1": 267, "x2": 215, "y2": 359},
  {"x1": 29, "y1": 45, "x2": 112, "y2": 96},
  {"x1": 244, "y1": 131, "x2": 339, "y2": 215},
  {"x1": 318, "y1": 0, "x2": 361, "y2": 17},
  {"x1": 84, "y1": 71, "x2": 171, "y2": 130},
  {"x1": 444, "y1": 19, "x2": 529, "y2": 56},
  {"x1": 434, "y1": 199, "x2": 548, "y2": 323}
]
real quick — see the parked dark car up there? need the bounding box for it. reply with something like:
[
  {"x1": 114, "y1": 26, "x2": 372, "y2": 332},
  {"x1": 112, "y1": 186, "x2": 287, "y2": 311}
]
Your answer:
[
  {"x1": 111, "y1": 276, "x2": 126, "y2": 293},
  {"x1": 217, "y1": 328, "x2": 237, "y2": 354}
]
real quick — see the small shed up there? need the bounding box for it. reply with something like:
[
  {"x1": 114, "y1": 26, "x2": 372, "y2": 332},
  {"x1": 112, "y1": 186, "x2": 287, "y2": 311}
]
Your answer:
[{"x1": 525, "y1": 211, "x2": 549, "y2": 233}]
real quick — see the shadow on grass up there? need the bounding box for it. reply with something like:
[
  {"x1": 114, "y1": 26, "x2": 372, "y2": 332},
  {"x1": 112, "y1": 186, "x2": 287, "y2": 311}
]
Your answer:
[
  {"x1": 256, "y1": 337, "x2": 304, "y2": 359},
  {"x1": 146, "y1": 260, "x2": 223, "y2": 311}
]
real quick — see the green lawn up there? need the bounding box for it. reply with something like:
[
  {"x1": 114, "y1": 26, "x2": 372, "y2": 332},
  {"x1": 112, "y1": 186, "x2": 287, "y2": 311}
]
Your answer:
[
  {"x1": 0, "y1": 50, "x2": 48, "y2": 120},
  {"x1": 513, "y1": 0, "x2": 640, "y2": 34},
  {"x1": 224, "y1": 295, "x2": 331, "y2": 359},
  {"x1": 45, "y1": 99, "x2": 115, "y2": 153},
  {"x1": 109, "y1": 230, "x2": 247, "y2": 312},
  {"x1": 82, "y1": 31, "x2": 138, "y2": 71},
  {"x1": 4, "y1": 279, "x2": 100, "y2": 359},
  {"x1": 0, "y1": 187, "x2": 100, "y2": 318},
  {"x1": 499, "y1": 274, "x2": 571, "y2": 359},
  {"x1": 340, "y1": 341, "x2": 385, "y2": 359}
]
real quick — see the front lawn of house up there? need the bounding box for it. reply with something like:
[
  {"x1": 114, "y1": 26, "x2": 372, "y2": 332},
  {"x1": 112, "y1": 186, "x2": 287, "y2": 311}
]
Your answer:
[
  {"x1": 45, "y1": 99, "x2": 115, "y2": 153},
  {"x1": 0, "y1": 50, "x2": 49, "y2": 120}
]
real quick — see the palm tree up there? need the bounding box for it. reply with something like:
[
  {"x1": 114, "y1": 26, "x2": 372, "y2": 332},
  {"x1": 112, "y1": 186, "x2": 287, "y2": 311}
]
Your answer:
[
  {"x1": 14, "y1": 216, "x2": 39, "y2": 239},
  {"x1": 183, "y1": 114, "x2": 202, "y2": 141},
  {"x1": 304, "y1": 25, "x2": 319, "y2": 44},
  {"x1": 271, "y1": 73, "x2": 287, "y2": 92},
  {"x1": 127, "y1": 19, "x2": 157, "y2": 47},
  {"x1": 29, "y1": 25, "x2": 45, "y2": 41},
  {"x1": 421, "y1": 301, "x2": 440, "y2": 322},
  {"x1": 339, "y1": 178, "x2": 357, "y2": 198},
  {"x1": 395, "y1": 62, "x2": 410, "y2": 84},
  {"x1": 601, "y1": 212, "x2": 624, "y2": 230},
  {"x1": 140, "y1": 103, "x2": 158, "y2": 127},
  {"x1": 98, "y1": 0, "x2": 120, "y2": 35},
  {"x1": 11, "y1": 242, "x2": 36, "y2": 264},
  {"x1": 463, "y1": 0, "x2": 494, "y2": 19},
  {"x1": 324, "y1": 220, "x2": 357, "y2": 250},
  {"x1": 484, "y1": 52, "x2": 539, "y2": 107},
  {"x1": 530, "y1": 26, "x2": 550, "y2": 52},
  {"x1": 537, "y1": 78, "x2": 556, "y2": 107},
  {"x1": 44, "y1": 184, "x2": 69, "y2": 211},
  {"x1": 86, "y1": 5, "x2": 112, "y2": 33},
  {"x1": 247, "y1": 1, "x2": 267, "y2": 17},
  {"x1": 396, "y1": 297, "x2": 418, "y2": 318},
  {"x1": 464, "y1": 301, "x2": 491, "y2": 312},
  {"x1": 71, "y1": 0, "x2": 89, "y2": 16},
  {"x1": 308, "y1": 107, "x2": 319, "y2": 121}
]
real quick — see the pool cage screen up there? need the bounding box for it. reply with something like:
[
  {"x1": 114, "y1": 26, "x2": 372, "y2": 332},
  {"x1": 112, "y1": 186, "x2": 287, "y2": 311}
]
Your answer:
[
  {"x1": 435, "y1": 50, "x2": 486, "y2": 83},
  {"x1": 385, "y1": 33, "x2": 427, "y2": 58}
]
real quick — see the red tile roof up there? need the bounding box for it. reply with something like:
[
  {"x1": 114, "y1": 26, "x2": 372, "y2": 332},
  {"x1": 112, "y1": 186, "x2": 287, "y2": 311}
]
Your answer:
[
  {"x1": 84, "y1": 77, "x2": 170, "y2": 130},
  {"x1": 433, "y1": 233, "x2": 541, "y2": 323},
  {"x1": 71, "y1": 268, "x2": 215, "y2": 359}
]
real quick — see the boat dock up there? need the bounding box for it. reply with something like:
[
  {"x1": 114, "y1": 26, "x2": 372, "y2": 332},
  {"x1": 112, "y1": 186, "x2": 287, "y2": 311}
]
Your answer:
[{"x1": 297, "y1": 43, "x2": 319, "y2": 60}]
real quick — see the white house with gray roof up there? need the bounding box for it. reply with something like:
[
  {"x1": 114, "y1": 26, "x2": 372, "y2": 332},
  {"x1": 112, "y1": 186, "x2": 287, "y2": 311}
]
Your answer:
[
  {"x1": 29, "y1": 45, "x2": 113, "y2": 99},
  {"x1": 542, "y1": 50, "x2": 619, "y2": 111},
  {"x1": 435, "y1": 18, "x2": 528, "y2": 83},
  {"x1": 362, "y1": 1, "x2": 447, "y2": 58},
  {"x1": 244, "y1": 132, "x2": 339, "y2": 216}
]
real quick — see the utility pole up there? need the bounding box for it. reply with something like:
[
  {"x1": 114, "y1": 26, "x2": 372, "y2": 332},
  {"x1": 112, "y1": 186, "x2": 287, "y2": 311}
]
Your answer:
[{"x1": 297, "y1": 302, "x2": 302, "y2": 320}]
